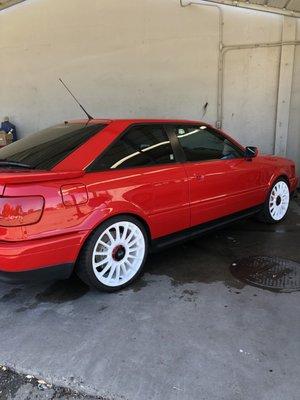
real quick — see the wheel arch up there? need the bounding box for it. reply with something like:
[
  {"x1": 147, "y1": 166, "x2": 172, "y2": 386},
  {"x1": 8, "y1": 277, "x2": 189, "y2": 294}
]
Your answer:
[
  {"x1": 93, "y1": 211, "x2": 151, "y2": 241},
  {"x1": 276, "y1": 174, "x2": 290, "y2": 187},
  {"x1": 105, "y1": 212, "x2": 152, "y2": 242},
  {"x1": 74, "y1": 211, "x2": 152, "y2": 269},
  {"x1": 268, "y1": 173, "x2": 290, "y2": 191}
]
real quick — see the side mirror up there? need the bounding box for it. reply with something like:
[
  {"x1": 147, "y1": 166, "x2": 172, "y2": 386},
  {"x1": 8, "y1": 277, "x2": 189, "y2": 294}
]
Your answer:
[{"x1": 244, "y1": 146, "x2": 258, "y2": 160}]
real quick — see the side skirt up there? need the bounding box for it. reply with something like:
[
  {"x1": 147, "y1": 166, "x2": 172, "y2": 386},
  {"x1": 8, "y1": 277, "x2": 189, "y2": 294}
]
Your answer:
[
  {"x1": 151, "y1": 205, "x2": 263, "y2": 252},
  {"x1": 0, "y1": 263, "x2": 74, "y2": 284}
]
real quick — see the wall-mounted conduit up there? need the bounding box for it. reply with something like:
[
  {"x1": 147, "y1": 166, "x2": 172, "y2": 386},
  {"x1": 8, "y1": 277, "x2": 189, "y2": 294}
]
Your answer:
[
  {"x1": 181, "y1": 0, "x2": 300, "y2": 18},
  {"x1": 0, "y1": 0, "x2": 26, "y2": 12},
  {"x1": 180, "y1": 0, "x2": 300, "y2": 135}
]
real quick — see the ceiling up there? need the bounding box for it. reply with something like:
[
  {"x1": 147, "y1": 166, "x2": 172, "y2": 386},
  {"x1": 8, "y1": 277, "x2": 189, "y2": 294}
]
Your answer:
[
  {"x1": 0, "y1": 0, "x2": 25, "y2": 11},
  {"x1": 1, "y1": 0, "x2": 299, "y2": 17},
  {"x1": 200, "y1": 0, "x2": 300, "y2": 17}
]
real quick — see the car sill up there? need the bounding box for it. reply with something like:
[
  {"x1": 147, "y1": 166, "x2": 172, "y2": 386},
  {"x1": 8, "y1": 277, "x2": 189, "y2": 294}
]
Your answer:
[
  {"x1": 0, "y1": 263, "x2": 74, "y2": 284},
  {"x1": 151, "y1": 204, "x2": 263, "y2": 251}
]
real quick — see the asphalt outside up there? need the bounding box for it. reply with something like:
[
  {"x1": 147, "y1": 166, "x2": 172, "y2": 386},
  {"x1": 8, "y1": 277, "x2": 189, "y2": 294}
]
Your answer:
[{"x1": 0, "y1": 197, "x2": 299, "y2": 400}]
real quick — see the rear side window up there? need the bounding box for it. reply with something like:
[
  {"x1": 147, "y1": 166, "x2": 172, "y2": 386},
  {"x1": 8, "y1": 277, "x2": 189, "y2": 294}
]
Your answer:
[
  {"x1": 0, "y1": 123, "x2": 106, "y2": 170},
  {"x1": 88, "y1": 124, "x2": 175, "y2": 171},
  {"x1": 167, "y1": 125, "x2": 243, "y2": 162}
]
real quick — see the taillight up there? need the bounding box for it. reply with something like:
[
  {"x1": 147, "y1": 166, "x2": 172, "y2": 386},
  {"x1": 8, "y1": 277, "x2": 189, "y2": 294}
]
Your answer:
[{"x1": 0, "y1": 196, "x2": 44, "y2": 227}]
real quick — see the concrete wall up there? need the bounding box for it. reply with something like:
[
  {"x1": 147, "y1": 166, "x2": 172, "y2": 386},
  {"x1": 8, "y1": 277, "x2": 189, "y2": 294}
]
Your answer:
[
  {"x1": 288, "y1": 22, "x2": 300, "y2": 175},
  {"x1": 0, "y1": 0, "x2": 299, "y2": 173}
]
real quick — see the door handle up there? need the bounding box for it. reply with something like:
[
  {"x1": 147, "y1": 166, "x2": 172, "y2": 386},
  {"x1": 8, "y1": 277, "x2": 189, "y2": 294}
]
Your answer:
[{"x1": 194, "y1": 173, "x2": 204, "y2": 181}]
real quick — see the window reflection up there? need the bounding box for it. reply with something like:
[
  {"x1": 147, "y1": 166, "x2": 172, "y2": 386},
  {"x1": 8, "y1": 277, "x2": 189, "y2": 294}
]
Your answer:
[
  {"x1": 173, "y1": 126, "x2": 243, "y2": 162},
  {"x1": 89, "y1": 125, "x2": 175, "y2": 171}
]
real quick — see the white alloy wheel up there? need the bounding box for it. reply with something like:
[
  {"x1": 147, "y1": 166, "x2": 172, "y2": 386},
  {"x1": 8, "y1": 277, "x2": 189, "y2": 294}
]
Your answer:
[
  {"x1": 269, "y1": 181, "x2": 290, "y2": 221},
  {"x1": 92, "y1": 221, "x2": 146, "y2": 287}
]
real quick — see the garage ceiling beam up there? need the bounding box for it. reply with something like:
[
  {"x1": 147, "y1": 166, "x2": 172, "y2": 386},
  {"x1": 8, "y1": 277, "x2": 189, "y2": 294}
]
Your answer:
[
  {"x1": 181, "y1": 0, "x2": 300, "y2": 18},
  {"x1": 0, "y1": 0, "x2": 25, "y2": 11}
]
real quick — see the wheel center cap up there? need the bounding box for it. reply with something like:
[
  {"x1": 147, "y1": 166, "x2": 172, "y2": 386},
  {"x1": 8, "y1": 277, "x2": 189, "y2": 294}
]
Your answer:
[
  {"x1": 276, "y1": 196, "x2": 282, "y2": 206},
  {"x1": 112, "y1": 245, "x2": 126, "y2": 261}
]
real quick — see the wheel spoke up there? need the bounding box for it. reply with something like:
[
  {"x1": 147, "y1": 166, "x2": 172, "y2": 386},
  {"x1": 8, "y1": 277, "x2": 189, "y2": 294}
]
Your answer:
[
  {"x1": 107, "y1": 263, "x2": 117, "y2": 281},
  {"x1": 115, "y1": 224, "x2": 121, "y2": 241},
  {"x1": 115, "y1": 265, "x2": 120, "y2": 282},
  {"x1": 98, "y1": 262, "x2": 112, "y2": 276},
  {"x1": 121, "y1": 223, "x2": 129, "y2": 240},
  {"x1": 128, "y1": 248, "x2": 138, "y2": 253},
  {"x1": 125, "y1": 229, "x2": 135, "y2": 244},
  {"x1": 95, "y1": 258, "x2": 109, "y2": 267},
  {"x1": 120, "y1": 263, "x2": 127, "y2": 275},
  {"x1": 106, "y1": 230, "x2": 115, "y2": 245},
  {"x1": 98, "y1": 240, "x2": 110, "y2": 249},
  {"x1": 128, "y1": 238, "x2": 140, "y2": 248},
  {"x1": 95, "y1": 250, "x2": 109, "y2": 256},
  {"x1": 124, "y1": 260, "x2": 132, "y2": 271}
]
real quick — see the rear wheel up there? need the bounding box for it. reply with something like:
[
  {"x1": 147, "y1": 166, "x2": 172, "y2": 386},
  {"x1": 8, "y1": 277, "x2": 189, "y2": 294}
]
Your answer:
[
  {"x1": 257, "y1": 179, "x2": 290, "y2": 224},
  {"x1": 76, "y1": 216, "x2": 148, "y2": 292}
]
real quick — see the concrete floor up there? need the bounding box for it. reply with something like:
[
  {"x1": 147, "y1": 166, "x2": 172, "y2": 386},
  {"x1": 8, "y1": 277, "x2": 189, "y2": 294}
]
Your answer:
[
  {"x1": 0, "y1": 367, "x2": 96, "y2": 399},
  {"x1": 0, "y1": 198, "x2": 299, "y2": 400}
]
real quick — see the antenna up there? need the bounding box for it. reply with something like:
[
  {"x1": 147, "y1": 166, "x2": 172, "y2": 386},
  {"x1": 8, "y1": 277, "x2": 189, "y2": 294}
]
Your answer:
[{"x1": 59, "y1": 78, "x2": 94, "y2": 121}]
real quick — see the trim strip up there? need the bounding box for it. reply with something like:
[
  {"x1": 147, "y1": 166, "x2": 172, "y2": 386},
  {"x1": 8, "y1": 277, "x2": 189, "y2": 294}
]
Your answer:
[{"x1": 151, "y1": 204, "x2": 263, "y2": 251}]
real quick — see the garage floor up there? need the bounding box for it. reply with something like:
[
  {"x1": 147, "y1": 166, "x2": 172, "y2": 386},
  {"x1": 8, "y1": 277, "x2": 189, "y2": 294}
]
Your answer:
[{"x1": 0, "y1": 198, "x2": 299, "y2": 400}]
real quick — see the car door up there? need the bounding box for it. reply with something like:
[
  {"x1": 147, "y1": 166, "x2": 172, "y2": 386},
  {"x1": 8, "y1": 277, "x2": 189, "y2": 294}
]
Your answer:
[
  {"x1": 222, "y1": 155, "x2": 266, "y2": 215},
  {"x1": 85, "y1": 123, "x2": 190, "y2": 239},
  {"x1": 165, "y1": 124, "x2": 260, "y2": 227}
]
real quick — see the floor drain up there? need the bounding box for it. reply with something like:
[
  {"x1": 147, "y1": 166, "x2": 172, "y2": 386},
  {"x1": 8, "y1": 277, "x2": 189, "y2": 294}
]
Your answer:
[{"x1": 230, "y1": 256, "x2": 300, "y2": 292}]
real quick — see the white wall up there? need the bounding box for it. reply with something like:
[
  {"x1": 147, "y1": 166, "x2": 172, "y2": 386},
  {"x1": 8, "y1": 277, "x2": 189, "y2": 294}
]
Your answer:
[
  {"x1": 222, "y1": 46, "x2": 280, "y2": 153},
  {"x1": 288, "y1": 20, "x2": 300, "y2": 175},
  {"x1": 0, "y1": 0, "x2": 299, "y2": 174}
]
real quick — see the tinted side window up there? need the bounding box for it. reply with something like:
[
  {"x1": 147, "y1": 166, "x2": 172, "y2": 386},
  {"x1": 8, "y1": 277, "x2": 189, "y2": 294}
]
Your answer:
[
  {"x1": 88, "y1": 125, "x2": 175, "y2": 171},
  {"x1": 170, "y1": 125, "x2": 243, "y2": 162}
]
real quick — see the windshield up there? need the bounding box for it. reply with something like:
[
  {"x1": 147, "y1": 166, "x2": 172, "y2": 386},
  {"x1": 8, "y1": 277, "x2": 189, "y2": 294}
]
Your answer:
[{"x1": 0, "y1": 123, "x2": 106, "y2": 170}]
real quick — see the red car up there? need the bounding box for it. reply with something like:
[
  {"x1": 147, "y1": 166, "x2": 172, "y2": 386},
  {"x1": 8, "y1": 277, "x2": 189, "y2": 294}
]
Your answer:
[{"x1": 0, "y1": 119, "x2": 297, "y2": 291}]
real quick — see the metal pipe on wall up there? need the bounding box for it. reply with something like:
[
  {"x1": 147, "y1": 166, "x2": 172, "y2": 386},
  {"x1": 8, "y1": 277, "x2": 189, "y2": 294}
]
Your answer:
[
  {"x1": 180, "y1": 0, "x2": 224, "y2": 127},
  {"x1": 195, "y1": 0, "x2": 300, "y2": 18},
  {"x1": 220, "y1": 40, "x2": 300, "y2": 127},
  {"x1": 180, "y1": 0, "x2": 300, "y2": 132},
  {"x1": 0, "y1": 0, "x2": 26, "y2": 11}
]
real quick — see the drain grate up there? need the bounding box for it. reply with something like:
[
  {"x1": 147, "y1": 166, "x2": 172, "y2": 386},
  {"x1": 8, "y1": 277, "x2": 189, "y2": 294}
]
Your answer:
[{"x1": 230, "y1": 256, "x2": 300, "y2": 292}]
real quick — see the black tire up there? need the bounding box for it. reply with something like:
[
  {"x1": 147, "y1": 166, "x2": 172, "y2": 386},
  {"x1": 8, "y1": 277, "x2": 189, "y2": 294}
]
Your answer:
[
  {"x1": 76, "y1": 215, "x2": 148, "y2": 292},
  {"x1": 256, "y1": 178, "x2": 290, "y2": 224}
]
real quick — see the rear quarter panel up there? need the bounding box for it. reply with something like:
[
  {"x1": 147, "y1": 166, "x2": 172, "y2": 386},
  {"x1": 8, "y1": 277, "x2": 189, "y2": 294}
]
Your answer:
[
  {"x1": 2, "y1": 164, "x2": 188, "y2": 243},
  {"x1": 2, "y1": 178, "x2": 148, "y2": 242}
]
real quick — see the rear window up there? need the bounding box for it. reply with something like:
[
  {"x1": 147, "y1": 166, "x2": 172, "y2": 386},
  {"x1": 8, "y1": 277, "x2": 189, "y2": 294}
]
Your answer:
[{"x1": 0, "y1": 123, "x2": 106, "y2": 170}]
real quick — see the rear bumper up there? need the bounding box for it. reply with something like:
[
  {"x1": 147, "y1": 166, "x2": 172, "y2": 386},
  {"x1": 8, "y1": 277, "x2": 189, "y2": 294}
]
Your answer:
[{"x1": 0, "y1": 231, "x2": 89, "y2": 282}]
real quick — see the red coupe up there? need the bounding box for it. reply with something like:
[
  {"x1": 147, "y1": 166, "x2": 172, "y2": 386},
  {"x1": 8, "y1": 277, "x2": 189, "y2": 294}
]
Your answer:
[{"x1": 0, "y1": 119, "x2": 297, "y2": 291}]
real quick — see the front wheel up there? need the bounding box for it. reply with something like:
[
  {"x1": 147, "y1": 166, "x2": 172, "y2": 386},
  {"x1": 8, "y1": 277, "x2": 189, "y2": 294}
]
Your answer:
[
  {"x1": 257, "y1": 179, "x2": 290, "y2": 224},
  {"x1": 76, "y1": 216, "x2": 148, "y2": 292}
]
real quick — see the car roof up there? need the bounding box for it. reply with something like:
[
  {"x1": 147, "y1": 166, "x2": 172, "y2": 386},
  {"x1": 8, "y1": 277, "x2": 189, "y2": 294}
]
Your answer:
[{"x1": 69, "y1": 118, "x2": 207, "y2": 125}]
